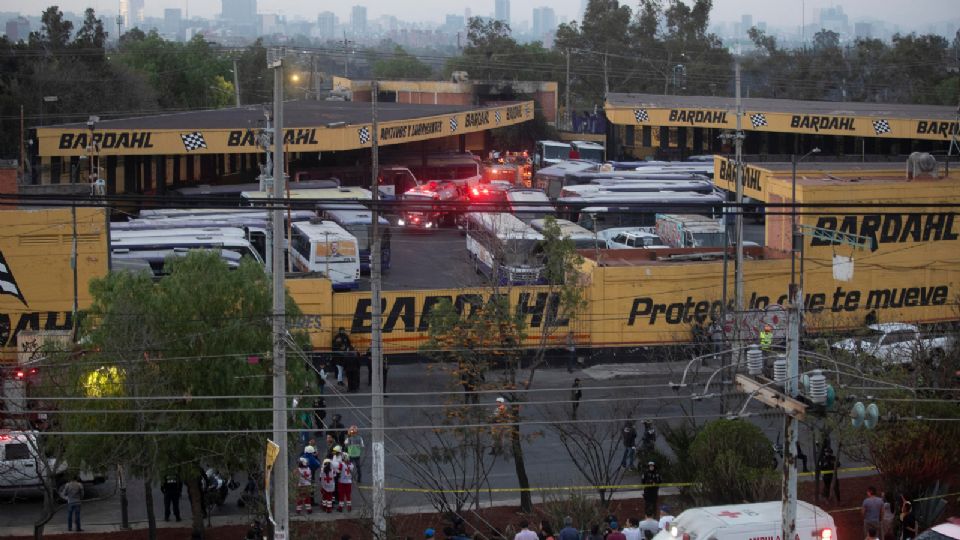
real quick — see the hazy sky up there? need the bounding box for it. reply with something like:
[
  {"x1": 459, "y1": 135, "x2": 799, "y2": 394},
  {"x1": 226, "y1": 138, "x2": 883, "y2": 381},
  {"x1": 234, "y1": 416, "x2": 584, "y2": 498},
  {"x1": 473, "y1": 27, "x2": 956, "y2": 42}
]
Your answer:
[{"x1": 8, "y1": 0, "x2": 960, "y2": 29}]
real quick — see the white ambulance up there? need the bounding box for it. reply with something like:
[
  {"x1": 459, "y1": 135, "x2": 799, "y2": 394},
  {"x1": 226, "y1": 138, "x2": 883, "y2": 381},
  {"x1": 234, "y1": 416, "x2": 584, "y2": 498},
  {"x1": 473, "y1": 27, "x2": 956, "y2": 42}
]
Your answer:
[{"x1": 654, "y1": 501, "x2": 836, "y2": 540}]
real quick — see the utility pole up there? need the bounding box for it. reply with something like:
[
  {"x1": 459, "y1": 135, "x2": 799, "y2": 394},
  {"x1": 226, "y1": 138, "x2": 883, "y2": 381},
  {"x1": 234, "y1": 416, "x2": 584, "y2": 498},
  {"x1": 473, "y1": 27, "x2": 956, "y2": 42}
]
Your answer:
[
  {"x1": 269, "y1": 51, "x2": 289, "y2": 540},
  {"x1": 369, "y1": 80, "x2": 387, "y2": 539},
  {"x1": 342, "y1": 32, "x2": 353, "y2": 78},
  {"x1": 731, "y1": 61, "x2": 745, "y2": 401},
  {"x1": 603, "y1": 52, "x2": 609, "y2": 97},
  {"x1": 565, "y1": 48, "x2": 571, "y2": 131},
  {"x1": 232, "y1": 59, "x2": 241, "y2": 107},
  {"x1": 783, "y1": 153, "x2": 802, "y2": 540}
]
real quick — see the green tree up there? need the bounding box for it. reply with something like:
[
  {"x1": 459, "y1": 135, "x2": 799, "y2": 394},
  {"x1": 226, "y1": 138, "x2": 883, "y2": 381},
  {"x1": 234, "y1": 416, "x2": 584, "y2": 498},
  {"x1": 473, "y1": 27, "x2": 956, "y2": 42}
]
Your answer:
[
  {"x1": 56, "y1": 252, "x2": 308, "y2": 539},
  {"x1": 689, "y1": 419, "x2": 778, "y2": 504},
  {"x1": 373, "y1": 46, "x2": 433, "y2": 80},
  {"x1": 73, "y1": 7, "x2": 107, "y2": 49},
  {"x1": 234, "y1": 39, "x2": 272, "y2": 105},
  {"x1": 31, "y1": 5, "x2": 73, "y2": 49}
]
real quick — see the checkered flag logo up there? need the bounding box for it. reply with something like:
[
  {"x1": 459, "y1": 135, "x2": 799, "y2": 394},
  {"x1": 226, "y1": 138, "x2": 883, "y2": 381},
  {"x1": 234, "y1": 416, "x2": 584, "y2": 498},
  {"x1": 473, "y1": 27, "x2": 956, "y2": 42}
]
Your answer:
[
  {"x1": 873, "y1": 119, "x2": 891, "y2": 135},
  {"x1": 750, "y1": 113, "x2": 768, "y2": 128},
  {"x1": 0, "y1": 249, "x2": 26, "y2": 306},
  {"x1": 358, "y1": 126, "x2": 371, "y2": 145},
  {"x1": 495, "y1": 110, "x2": 502, "y2": 124},
  {"x1": 634, "y1": 109, "x2": 649, "y2": 122},
  {"x1": 449, "y1": 117, "x2": 458, "y2": 133},
  {"x1": 179, "y1": 131, "x2": 207, "y2": 152}
]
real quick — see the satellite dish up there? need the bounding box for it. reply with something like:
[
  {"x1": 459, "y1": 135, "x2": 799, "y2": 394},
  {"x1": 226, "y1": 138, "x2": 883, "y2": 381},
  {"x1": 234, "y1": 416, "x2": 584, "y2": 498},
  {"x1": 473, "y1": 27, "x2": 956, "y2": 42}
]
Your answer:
[
  {"x1": 864, "y1": 403, "x2": 880, "y2": 429},
  {"x1": 851, "y1": 401, "x2": 865, "y2": 428}
]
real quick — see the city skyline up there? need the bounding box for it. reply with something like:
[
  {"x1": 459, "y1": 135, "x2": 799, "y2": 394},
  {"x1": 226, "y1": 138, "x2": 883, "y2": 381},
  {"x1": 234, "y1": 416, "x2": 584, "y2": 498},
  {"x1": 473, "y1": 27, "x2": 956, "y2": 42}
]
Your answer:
[{"x1": 2, "y1": 0, "x2": 958, "y2": 32}]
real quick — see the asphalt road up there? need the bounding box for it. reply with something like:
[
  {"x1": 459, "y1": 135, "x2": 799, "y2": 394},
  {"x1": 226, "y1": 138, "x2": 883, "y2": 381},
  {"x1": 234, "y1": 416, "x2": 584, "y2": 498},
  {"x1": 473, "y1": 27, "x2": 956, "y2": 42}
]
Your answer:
[
  {"x1": 1, "y1": 358, "x2": 824, "y2": 535},
  {"x1": 357, "y1": 222, "x2": 766, "y2": 291}
]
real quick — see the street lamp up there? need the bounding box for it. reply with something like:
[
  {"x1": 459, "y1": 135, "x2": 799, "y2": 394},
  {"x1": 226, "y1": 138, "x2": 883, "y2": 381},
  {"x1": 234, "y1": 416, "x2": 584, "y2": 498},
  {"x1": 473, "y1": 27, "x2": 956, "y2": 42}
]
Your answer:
[{"x1": 791, "y1": 146, "x2": 820, "y2": 290}]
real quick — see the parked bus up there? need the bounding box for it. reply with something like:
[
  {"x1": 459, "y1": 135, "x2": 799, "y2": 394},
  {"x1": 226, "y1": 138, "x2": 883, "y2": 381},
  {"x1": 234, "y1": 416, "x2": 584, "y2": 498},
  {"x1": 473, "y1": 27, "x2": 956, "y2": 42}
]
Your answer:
[
  {"x1": 568, "y1": 191, "x2": 726, "y2": 231},
  {"x1": 533, "y1": 140, "x2": 572, "y2": 169},
  {"x1": 241, "y1": 186, "x2": 372, "y2": 209},
  {"x1": 289, "y1": 221, "x2": 361, "y2": 291},
  {"x1": 506, "y1": 188, "x2": 555, "y2": 223},
  {"x1": 173, "y1": 179, "x2": 340, "y2": 199},
  {"x1": 558, "y1": 180, "x2": 715, "y2": 199},
  {"x1": 318, "y1": 203, "x2": 392, "y2": 274},
  {"x1": 528, "y1": 218, "x2": 602, "y2": 250},
  {"x1": 464, "y1": 212, "x2": 545, "y2": 285},
  {"x1": 109, "y1": 228, "x2": 264, "y2": 275},
  {"x1": 533, "y1": 160, "x2": 598, "y2": 198}
]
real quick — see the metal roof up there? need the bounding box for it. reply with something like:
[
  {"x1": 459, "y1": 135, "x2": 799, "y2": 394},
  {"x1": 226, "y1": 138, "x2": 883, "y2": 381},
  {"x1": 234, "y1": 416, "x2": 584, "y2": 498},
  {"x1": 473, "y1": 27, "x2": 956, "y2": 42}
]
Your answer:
[
  {"x1": 52, "y1": 100, "x2": 480, "y2": 131},
  {"x1": 606, "y1": 93, "x2": 958, "y2": 120}
]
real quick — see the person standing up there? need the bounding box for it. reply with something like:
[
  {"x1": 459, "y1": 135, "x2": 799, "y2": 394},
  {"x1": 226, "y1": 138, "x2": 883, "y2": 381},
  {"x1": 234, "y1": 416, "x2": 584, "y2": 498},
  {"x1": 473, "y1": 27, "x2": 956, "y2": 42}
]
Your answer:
[
  {"x1": 337, "y1": 454, "x2": 354, "y2": 512},
  {"x1": 161, "y1": 472, "x2": 183, "y2": 522},
  {"x1": 620, "y1": 421, "x2": 638, "y2": 470},
  {"x1": 760, "y1": 324, "x2": 773, "y2": 352},
  {"x1": 558, "y1": 516, "x2": 581, "y2": 540},
  {"x1": 641, "y1": 462, "x2": 662, "y2": 516},
  {"x1": 344, "y1": 425, "x2": 365, "y2": 483},
  {"x1": 899, "y1": 499, "x2": 917, "y2": 540},
  {"x1": 881, "y1": 492, "x2": 895, "y2": 540},
  {"x1": 332, "y1": 327, "x2": 352, "y2": 386},
  {"x1": 295, "y1": 457, "x2": 313, "y2": 514},
  {"x1": 622, "y1": 517, "x2": 642, "y2": 540},
  {"x1": 328, "y1": 414, "x2": 347, "y2": 445},
  {"x1": 606, "y1": 521, "x2": 627, "y2": 540},
  {"x1": 819, "y1": 446, "x2": 837, "y2": 500},
  {"x1": 658, "y1": 505, "x2": 675, "y2": 532},
  {"x1": 565, "y1": 331, "x2": 577, "y2": 373},
  {"x1": 571, "y1": 379, "x2": 583, "y2": 420},
  {"x1": 639, "y1": 509, "x2": 660, "y2": 538},
  {"x1": 862, "y1": 486, "x2": 885, "y2": 539},
  {"x1": 60, "y1": 475, "x2": 84, "y2": 532},
  {"x1": 318, "y1": 459, "x2": 336, "y2": 513},
  {"x1": 514, "y1": 519, "x2": 539, "y2": 540},
  {"x1": 312, "y1": 397, "x2": 327, "y2": 438}
]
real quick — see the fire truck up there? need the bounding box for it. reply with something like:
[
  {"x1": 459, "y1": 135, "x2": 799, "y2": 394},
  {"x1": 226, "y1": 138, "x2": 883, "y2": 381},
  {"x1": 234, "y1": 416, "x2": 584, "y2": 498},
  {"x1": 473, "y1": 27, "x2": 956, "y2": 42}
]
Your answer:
[{"x1": 398, "y1": 181, "x2": 463, "y2": 229}]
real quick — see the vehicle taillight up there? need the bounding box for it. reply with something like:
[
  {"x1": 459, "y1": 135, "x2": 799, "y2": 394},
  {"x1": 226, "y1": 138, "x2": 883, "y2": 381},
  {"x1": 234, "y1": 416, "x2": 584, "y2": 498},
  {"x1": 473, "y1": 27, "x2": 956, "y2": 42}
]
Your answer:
[
  {"x1": 15, "y1": 369, "x2": 25, "y2": 380},
  {"x1": 471, "y1": 187, "x2": 480, "y2": 196}
]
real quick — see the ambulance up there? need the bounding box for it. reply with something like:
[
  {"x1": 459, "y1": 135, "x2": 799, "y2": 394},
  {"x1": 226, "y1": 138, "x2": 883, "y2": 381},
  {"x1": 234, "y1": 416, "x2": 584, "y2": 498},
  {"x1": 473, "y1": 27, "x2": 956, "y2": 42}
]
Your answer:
[{"x1": 654, "y1": 501, "x2": 836, "y2": 540}]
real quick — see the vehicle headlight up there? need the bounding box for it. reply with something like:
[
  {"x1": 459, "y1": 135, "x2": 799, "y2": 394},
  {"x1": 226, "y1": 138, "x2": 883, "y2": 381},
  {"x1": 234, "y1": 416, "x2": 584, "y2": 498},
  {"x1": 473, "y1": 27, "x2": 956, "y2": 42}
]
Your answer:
[
  {"x1": 397, "y1": 218, "x2": 405, "y2": 226},
  {"x1": 671, "y1": 526, "x2": 679, "y2": 537}
]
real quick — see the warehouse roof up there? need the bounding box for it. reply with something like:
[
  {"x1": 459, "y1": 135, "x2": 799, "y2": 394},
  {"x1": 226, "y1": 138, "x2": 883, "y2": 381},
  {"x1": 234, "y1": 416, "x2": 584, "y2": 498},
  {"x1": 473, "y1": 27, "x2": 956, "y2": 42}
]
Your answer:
[
  {"x1": 606, "y1": 93, "x2": 958, "y2": 120},
  {"x1": 52, "y1": 101, "x2": 481, "y2": 130}
]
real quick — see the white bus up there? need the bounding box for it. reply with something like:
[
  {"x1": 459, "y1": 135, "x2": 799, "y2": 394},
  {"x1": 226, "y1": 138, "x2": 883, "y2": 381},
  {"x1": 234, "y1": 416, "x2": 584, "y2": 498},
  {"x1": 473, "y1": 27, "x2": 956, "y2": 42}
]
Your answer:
[
  {"x1": 506, "y1": 188, "x2": 555, "y2": 223},
  {"x1": 464, "y1": 212, "x2": 545, "y2": 285},
  {"x1": 318, "y1": 203, "x2": 392, "y2": 274},
  {"x1": 570, "y1": 140, "x2": 605, "y2": 162},
  {"x1": 528, "y1": 218, "x2": 602, "y2": 250},
  {"x1": 109, "y1": 228, "x2": 264, "y2": 275},
  {"x1": 289, "y1": 221, "x2": 361, "y2": 291},
  {"x1": 560, "y1": 191, "x2": 726, "y2": 230},
  {"x1": 241, "y1": 186, "x2": 372, "y2": 206}
]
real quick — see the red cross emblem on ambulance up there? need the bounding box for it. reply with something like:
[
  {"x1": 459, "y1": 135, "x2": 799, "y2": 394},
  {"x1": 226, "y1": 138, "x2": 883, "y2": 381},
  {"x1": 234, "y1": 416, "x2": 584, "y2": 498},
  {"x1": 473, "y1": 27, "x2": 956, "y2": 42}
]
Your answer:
[{"x1": 717, "y1": 511, "x2": 742, "y2": 518}]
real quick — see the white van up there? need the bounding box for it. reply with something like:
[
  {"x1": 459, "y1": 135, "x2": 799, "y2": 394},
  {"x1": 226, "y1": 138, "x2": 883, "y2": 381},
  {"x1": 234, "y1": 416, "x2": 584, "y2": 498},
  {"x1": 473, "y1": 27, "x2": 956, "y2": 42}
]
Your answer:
[
  {"x1": 654, "y1": 501, "x2": 835, "y2": 540},
  {"x1": 0, "y1": 431, "x2": 105, "y2": 490}
]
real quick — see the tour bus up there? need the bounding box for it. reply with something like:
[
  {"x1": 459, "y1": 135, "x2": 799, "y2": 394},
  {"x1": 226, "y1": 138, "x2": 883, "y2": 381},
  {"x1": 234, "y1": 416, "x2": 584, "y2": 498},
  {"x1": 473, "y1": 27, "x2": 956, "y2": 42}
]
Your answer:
[
  {"x1": 109, "y1": 228, "x2": 264, "y2": 276},
  {"x1": 569, "y1": 191, "x2": 726, "y2": 231},
  {"x1": 534, "y1": 140, "x2": 573, "y2": 169},
  {"x1": 317, "y1": 203, "x2": 392, "y2": 274},
  {"x1": 506, "y1": 188, "x2": 555, "y2": 223},
  {"x1": 387, "y1": 153, "x2": 483, "y2": 188},
  {"x1": 464, "y1": 212, "x2": 546, "y2": 285},
  {"x1": 173, "y1": 179, "x2": 340, "y2": 199},
  {"x1": 528, "y1": 218, "x2": 602, "y2": 250},
  {"x1": 567, "y1": 170, "x2": 711, "y2": 185},
  {"x1": 533, "y1": 160, "x2": 598, "y2": 198},
  {"x1": 289, "y1": 221, "x2": 361, "y2": 291},
  {"x1": 570, "y1": 140, "x2": 605, "y2": 162}
]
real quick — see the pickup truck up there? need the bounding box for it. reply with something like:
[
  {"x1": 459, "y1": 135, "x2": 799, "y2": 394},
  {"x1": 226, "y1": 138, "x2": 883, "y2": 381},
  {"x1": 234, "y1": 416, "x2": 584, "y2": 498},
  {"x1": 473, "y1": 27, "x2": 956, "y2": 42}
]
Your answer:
[{"x1": 831, "y1": 323, "x2": 955, "y2": 366}]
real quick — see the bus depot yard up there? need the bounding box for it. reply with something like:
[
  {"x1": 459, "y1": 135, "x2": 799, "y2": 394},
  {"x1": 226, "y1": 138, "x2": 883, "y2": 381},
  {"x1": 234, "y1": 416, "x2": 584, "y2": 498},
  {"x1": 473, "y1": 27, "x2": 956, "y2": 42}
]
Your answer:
[{"x1": 2, "y1": 48, "x2": 960, "y2": 540}]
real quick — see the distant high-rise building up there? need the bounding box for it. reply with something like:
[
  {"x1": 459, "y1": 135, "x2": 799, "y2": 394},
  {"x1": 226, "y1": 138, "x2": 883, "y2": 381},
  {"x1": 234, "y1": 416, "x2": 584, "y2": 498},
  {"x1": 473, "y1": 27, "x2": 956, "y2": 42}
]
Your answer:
[
  {"x1": 221, "y1": 0, "x2": 257, "y2": 27},
  {"x1": 317, "y1": 11, "x2": 335, "y2": 39},
  {"x1": 819, "y1": 6, "x2": 848, "y2": 34},
  {"x1": 494, "y1": 0, "x2": 510, "y2": 26},
  {"x1": 445, "y1": 14, "x2": 465, "y2": 31},
  {"x1": 351, "y1": 5, "x2": 367, "y2": 35},
  {"x1": 163, "y1": 8, "x2": 182, "y2": 39},
  {"x1": 532, "y1": 6, "x2": 556, "y2": 37},
  {"x1": 854, "y1": 22, "x2": 872, "y2": 39},
  {"x1": 120, "y1": 0, "x2": 145, "y2": 26},
  {"x1": 740, "y1": 14, "x2": 753, "y2": 34},
  {"x1": 5, "y1": 16, "x2": 30, "y2": 42}
]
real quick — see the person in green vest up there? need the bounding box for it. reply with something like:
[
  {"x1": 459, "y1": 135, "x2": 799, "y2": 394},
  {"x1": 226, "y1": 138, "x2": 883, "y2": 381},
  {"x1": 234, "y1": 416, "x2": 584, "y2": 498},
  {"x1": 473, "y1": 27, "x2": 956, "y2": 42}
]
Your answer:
[
  {"x1": 344, "y1": 425, "x2": 365, "y2": 483},
  {"x1": 759, "y1": 324, "x2": 773, "y2": 352}
]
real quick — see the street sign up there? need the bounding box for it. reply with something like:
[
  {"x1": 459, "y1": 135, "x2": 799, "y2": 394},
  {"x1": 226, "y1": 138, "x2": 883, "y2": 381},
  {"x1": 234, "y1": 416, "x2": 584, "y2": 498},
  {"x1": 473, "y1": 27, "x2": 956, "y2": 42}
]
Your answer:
[{"x1": 265, "y1": 439, "x2": 280, "y2": 490}]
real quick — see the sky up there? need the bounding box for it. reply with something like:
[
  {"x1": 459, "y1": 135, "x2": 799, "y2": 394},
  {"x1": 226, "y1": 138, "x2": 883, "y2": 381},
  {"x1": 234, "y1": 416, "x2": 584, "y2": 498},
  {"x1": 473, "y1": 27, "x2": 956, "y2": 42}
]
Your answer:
[{"x1": 6, "y1": 0, "x2": 959, "y2": 30}]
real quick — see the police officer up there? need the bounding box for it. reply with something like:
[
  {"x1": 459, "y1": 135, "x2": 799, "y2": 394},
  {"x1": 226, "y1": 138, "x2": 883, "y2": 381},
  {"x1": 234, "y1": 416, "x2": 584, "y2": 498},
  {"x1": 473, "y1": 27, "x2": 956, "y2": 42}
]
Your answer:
[
  {"x1": 641, "y1": 461, "x2": 662, "y2": 517},
  {"x1": 161, "y1": 472, "x2": 183, "y2": 522}
]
